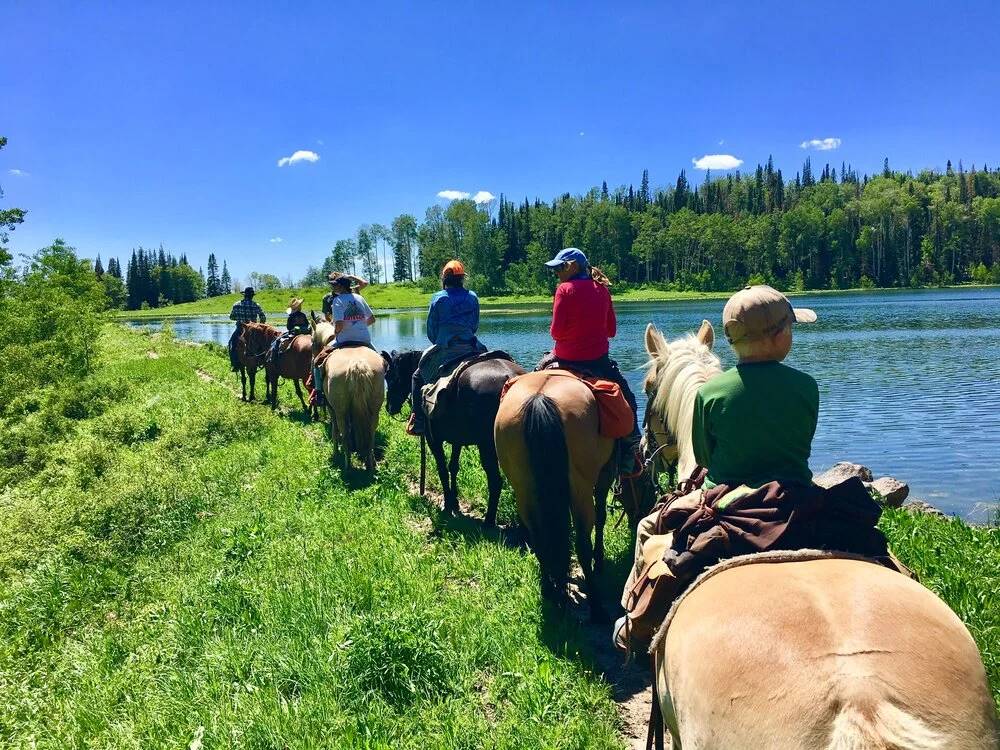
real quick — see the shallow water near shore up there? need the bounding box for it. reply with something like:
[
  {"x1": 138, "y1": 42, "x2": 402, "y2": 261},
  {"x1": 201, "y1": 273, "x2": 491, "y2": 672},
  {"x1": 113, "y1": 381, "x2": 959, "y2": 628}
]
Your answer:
[{"x1": 127, "y1": 287, "x2": 1000, "y2": 519}]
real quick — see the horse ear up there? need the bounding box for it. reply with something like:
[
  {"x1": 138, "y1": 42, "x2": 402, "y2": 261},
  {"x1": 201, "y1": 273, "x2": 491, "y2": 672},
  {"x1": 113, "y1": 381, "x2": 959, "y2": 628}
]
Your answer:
[
  {"x1": 381, "y1": 350, "x2": 391, "y2": 366},
  {"x1": 697, "y1": 320, "x2": 715, "y2": 349},
  {"x1": 645, "y1": 323, "x2": 668, "y2": 358},
  {"x1": 309, "y1": 310, "x2": 319, "y2": 324}
]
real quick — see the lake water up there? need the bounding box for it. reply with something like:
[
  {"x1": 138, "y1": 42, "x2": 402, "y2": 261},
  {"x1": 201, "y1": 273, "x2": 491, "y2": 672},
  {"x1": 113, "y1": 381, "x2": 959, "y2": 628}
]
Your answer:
[{"x1": 127, "y1": 288, "x2": 1000, "y2": 519}]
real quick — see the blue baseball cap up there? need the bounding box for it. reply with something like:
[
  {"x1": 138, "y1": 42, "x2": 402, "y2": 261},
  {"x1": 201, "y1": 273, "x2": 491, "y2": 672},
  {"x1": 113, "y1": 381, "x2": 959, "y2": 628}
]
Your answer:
[{"x1": 544, "y1": 247, "x2": 589, "y2": 268}]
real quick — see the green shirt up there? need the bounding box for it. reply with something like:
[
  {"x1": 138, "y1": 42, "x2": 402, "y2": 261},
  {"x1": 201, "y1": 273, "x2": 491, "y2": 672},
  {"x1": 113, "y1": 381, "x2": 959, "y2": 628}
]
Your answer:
[{"x1": 692, "y1": 361, "x2": 819, "y2": 488}]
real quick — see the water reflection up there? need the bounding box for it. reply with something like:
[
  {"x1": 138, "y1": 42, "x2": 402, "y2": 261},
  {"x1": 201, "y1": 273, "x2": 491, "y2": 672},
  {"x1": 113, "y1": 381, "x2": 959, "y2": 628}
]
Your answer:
[{"x1": 126, "y1": 288, "x2": 1000, "y2": 518}]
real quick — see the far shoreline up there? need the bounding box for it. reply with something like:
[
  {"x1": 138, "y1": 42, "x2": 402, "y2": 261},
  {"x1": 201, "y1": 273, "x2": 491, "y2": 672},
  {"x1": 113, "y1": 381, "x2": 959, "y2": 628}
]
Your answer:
[{"x1": 115, "y1": 283, "x2": 999, "y2": 320}]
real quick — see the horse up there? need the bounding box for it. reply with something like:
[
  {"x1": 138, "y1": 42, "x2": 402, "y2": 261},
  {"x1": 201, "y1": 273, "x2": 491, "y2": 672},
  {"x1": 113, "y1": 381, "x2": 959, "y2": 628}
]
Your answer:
[
  {"x1": 642, "y1": 320, "x2": 999, "y2": 749},
  {"x1": 234, "y1": 322, "x2": 278, "y2": 402},
  {"x1": 382, "y1": 349, "x2": 525, "y2": 523},
  {"x1": 310, "y1": 319, "x2": 384, "y2": 470},
  {"x1": 264, "y1": 332, "x2": 314, "y2": 419},
  {"x1": 494, "y1": 369, "x2": 654, "y2": 621}
]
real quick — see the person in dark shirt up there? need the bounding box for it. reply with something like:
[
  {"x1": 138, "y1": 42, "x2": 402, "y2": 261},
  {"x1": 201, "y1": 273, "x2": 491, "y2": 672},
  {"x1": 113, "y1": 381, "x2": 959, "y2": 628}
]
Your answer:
[
  {"x1": 269, "y1": 297, "x2": 310, "y2": 365},
  {"x1": 228, "y1": 286, "x2": 266, "y2": 370}
]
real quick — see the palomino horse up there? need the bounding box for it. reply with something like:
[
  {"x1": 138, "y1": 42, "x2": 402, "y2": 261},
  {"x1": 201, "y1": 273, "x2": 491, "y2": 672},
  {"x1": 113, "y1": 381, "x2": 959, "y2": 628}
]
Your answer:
[
  {"x1": 495, "y1": 370, "x2": 652, "y2": 620},
  {"x1": 642, "y1": 321, "x2": 998, "y2": 749},
  {"x1": 234, "y1": 322, "x2": 276, "y2": 402},
  {"x1": 263, "y1": 332, "x2": 314, "y2": 419},
  {"x1": 311, "y1": 319, "x2": 384, "y2": 470},
  {"x1": 382, "y1": 350, "x2": 525, "y2": 523}
]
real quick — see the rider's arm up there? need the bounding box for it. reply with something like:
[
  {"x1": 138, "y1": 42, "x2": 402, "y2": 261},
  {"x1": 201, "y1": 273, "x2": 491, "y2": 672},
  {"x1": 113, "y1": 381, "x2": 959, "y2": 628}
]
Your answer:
[
  {"x1": 334, "y1": 321, "x2": 346, "y2": 334},
  {"x1": 470, "y1": 291, "x2": 480, "y2": 333},
  {"x1": 426, "y1": 295, "x2": 440, "y2": 344},
  {"x1": 366, "y1": 315, "x2": 376, "y2": 326},
  {"x1": 605, "y1": 293, "x2": 617, "y2": 339},
  {"x1": 351, "y1": 275, "x2": 369, "y2": 291},
  {"x1": 550, "y1": 284, "x2": 570, "y2": 340},
  {"x1": 691, "y1": 391, "x2": 712, "y2": 469},
  {"x1": 258, "y1": 305, "x2": 266, "y2": 324}
]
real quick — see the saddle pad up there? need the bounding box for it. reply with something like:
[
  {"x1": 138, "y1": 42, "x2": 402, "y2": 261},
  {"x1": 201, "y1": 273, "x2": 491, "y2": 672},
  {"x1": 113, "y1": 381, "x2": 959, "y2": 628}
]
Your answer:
[{"x1": 500, "y1": 370, "x2": 634, "y2": 439}]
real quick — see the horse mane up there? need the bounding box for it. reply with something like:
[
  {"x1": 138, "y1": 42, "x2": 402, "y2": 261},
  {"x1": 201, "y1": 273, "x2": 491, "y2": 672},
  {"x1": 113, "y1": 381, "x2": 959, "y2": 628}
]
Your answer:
[
  {"x1": 644, "y1": 329, "x2": 722, "y2": 478},
  {"x1": 313, "y1": 320, "x2": 337, "y2": 348}
]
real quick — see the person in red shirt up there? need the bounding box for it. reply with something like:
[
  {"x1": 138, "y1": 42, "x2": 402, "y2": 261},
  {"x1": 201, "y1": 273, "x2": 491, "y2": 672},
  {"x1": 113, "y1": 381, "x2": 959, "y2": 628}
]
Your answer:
[{"x1": 537, "y1": 247, "x2": 642, "y2": 476}]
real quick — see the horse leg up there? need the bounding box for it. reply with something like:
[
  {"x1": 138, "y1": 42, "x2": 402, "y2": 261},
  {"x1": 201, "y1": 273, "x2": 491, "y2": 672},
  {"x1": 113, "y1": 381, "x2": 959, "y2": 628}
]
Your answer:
[
  {"x1": 592, "y1": 468, "x2": 613, "y2": 575},
  {"x1": 445, "y1": 443, "x2": 462, "y2": 514},
  {"x1": 428, "y1": 438, "x2": 452, "y2": 513},
  {"x1": 293, "y1": 378, "x2": 309, "y2": 419},
  {"x1": 268, "y1": 371, "x2": 278, "y2": 410},
  {"x1": 239, "y1": 367, "x2": 247, "y2": 401},
  {"x1": 479, "y1": 441, "x2": 502, "y2": 528},
  {"x1": 572, "y1": 505, "x2": 607, "y2": 623},
  {"x1": 248, "y1": 366, "x2": 257, "y2": 402}
]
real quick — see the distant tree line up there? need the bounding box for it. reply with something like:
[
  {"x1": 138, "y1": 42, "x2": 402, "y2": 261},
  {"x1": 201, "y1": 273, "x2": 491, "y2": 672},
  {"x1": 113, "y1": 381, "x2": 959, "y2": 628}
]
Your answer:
[
  {"x1": 92, "y1": 248, "x2": 233, "y2": 310},
  {"x1": 315, "y1": 157, "x2": 1000, "y2": 294}
]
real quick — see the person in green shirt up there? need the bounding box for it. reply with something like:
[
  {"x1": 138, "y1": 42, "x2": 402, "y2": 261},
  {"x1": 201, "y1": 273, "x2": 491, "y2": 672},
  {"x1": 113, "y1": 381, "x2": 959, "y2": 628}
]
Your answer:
[{"x1": 693, "y1": 284, "x2": 818, "y2": 488}]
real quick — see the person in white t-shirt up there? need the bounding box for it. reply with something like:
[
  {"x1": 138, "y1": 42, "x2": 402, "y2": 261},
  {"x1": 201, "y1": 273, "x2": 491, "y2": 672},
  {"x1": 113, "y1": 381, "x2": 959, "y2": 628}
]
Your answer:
[{"x1": 329, "y1": 274, "x2": 376, "y2": 348}]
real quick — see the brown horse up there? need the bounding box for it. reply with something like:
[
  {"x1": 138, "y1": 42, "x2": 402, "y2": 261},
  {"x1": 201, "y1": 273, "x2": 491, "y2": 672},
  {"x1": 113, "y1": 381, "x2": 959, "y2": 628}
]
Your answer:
[
  {"x1": 495, "y1": 370, "x2": 652, "y2": 621},
  {"x1": 311, "y1": 319, "x2": 384, "y2": 470},
  {"x1": 642, "y1": 321, "x2": 999, "y2": 749},
  {"x1": 234, "y1": 322, "x2": 277, "y2": 402},
  {"x1": 264, "y1": 333, "x2": 313, "y2": 418}
]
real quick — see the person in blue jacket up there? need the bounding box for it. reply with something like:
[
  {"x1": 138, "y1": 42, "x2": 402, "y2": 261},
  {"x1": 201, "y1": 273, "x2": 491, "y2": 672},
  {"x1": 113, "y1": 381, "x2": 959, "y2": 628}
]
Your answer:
[{"x1": 407, "y1": 259, "x2": 485, "y2": 436}]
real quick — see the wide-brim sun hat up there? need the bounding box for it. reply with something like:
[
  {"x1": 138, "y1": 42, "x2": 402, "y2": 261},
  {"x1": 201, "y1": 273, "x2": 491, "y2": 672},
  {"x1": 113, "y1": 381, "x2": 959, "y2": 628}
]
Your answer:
[
  {"x1": 287, "y1": 297, "x2": 304, "y2": 313},
  {"x1": 722, "y1": 284, "x2": 817, "y2": 343},
  {"x1": 544, "y1": 247, "x2": 588, "y2": 268}
]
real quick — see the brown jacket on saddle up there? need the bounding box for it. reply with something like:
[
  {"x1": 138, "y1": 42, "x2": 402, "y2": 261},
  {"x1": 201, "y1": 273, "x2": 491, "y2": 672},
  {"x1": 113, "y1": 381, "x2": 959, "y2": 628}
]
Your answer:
[{"x1": 622, "y1": 472, "x2": 897, "y2": 651}]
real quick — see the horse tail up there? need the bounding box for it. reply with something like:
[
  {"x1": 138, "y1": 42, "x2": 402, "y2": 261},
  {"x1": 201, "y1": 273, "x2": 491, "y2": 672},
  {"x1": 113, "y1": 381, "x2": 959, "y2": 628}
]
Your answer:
[
  {"x1": 521, "y1": 392, "x2": 571, "y2": 596},
  {"x1": 346, "y1": 356, "x2": 381, "y2": 460},
  {"x1": 826, "y1": 701, "x2": 945, "y2": 750}
]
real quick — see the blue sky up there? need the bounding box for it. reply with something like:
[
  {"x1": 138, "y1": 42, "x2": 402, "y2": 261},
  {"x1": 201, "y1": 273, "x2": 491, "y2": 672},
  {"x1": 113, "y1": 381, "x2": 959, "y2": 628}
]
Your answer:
[{"x1": 4, "y1": 0, "x2": 999, "y2": 283}]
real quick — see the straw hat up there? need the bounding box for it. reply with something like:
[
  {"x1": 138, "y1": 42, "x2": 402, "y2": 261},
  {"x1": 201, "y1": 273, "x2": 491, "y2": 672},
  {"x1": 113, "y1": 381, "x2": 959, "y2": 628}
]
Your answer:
[{"x1": 286, "y1": 297, "x2": 304, "y2": 314}]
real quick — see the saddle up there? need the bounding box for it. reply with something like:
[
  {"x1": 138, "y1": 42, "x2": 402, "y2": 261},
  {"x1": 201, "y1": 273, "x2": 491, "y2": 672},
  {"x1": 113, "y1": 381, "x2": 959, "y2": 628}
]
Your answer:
[
  {"x1": 313, "y1": 340, "x2": 372, "y2": 370},
  {"x1": 421, "y1": 350, "x2": 515, "y2": 422}
]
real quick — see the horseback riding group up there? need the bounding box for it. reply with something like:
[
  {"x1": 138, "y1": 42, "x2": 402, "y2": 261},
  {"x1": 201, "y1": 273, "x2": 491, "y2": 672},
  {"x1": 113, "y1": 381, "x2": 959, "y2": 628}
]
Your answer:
[{"x1": 227, "y1": 249, "x2": 998, "y2": 748}]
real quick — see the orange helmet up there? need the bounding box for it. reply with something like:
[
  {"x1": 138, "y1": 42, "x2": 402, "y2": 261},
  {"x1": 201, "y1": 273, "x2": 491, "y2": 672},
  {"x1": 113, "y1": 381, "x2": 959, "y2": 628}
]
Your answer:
[{"x1": 441, "y1": 259, "x2": 465, "y2": 278}]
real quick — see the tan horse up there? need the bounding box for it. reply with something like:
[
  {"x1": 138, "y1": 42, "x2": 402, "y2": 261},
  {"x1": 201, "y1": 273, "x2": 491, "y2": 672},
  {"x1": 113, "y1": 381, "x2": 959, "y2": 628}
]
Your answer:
[
  {"x1": 495, "y1": 370, "x2": 649, "y2": 621},
  {"x1": 643, "y1": 321, "x2": 999, "y2": 749},
  {"x1": 311, "y1": 319, "x2": 384, "y2": 470}
]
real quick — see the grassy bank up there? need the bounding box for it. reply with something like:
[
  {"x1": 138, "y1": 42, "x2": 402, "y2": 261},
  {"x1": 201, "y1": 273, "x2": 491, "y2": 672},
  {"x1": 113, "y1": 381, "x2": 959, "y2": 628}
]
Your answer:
[
  {"x1": 114, "y1": 282, "x2": 999, "y2": 320},
  {"x1": 117, "y1": 284, "x2": 734, "y2": 319},
  {"x1": 0, "y1": 325, "x2": 996, "y2": 749}
]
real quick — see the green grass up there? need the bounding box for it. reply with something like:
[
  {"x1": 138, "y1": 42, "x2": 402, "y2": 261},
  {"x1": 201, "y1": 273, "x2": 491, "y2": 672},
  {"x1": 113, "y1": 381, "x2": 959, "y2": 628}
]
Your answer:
[
  {"x1": 116, "y1": 281, "x2": 999, "y2": 319},
  {"x1": 0, "y1": 325, "x2": 627, "y2": 748},
  {"x1": 116, "y1": 283, "x2": 736, "y2": 318},
  {"x1": 0, "y1": 325, "x2": 996, "y2": 748}
]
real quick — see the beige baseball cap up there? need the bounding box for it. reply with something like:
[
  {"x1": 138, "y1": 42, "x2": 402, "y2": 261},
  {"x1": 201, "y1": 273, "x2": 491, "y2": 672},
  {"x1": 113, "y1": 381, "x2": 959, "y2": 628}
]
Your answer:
[{"x1": 722, "y1": 285, "x2": 817, "y2": 344}]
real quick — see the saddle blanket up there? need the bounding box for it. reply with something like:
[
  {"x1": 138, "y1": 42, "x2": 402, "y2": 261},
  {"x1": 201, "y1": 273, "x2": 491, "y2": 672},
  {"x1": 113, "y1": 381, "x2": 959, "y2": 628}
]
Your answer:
[
  {"x1": 499, "y1": 370, "x2": 634, "y2": 439},
  {"x1": 421, "y1": 350, "x2": 514, "y2": 421}
]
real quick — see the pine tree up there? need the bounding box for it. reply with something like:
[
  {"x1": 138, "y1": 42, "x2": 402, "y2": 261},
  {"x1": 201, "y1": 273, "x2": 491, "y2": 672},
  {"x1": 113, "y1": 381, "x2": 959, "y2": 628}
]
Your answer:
[
  {"x1": 206, "y1": 253, "x2": 220, "y2": 296},
  {"x1": 639, "y1": 169, "x2": 651, "y2": 209},
  {"x1": 94, "y1": 254, "x2": 104, "y2": 276},
  {"x1": 601, "y1": 180, "x2": 609, "y2": 200},
  {"x1": 674, "y1": 170, "x2": 689, "y2": 211},
  {"x1": 883, "y1": 157, "x2": 891, "y2": 178},
  {"x1": 801, "y1": 157, "x2": 814, "y2": 187},
  {"x1": 221, "y1": 260, "x2": 231, "y2": 293}
]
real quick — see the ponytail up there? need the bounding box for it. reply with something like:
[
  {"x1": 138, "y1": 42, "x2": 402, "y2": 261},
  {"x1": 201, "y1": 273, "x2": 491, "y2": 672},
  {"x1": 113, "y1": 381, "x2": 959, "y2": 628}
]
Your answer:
[{"x1": 589, "y1": 266, "x2": 611, "y2": 288}]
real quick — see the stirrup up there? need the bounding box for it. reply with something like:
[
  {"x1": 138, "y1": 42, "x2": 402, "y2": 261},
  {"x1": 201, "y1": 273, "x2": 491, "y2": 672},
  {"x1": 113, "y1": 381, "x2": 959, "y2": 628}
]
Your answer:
[
  {"x1": 406, "y1": 414, "x2": 425, "y2": 437},
  {"x1": 619, "y1": 449, "x2": 645, "y2": 480}
]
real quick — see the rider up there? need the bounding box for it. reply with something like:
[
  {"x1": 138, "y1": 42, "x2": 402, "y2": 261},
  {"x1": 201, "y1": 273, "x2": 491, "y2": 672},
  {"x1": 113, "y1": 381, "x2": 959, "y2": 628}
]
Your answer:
[
  {"x1": 228, "y1": 286, "x2": 266, "y2": 370},
  {"x1": 268, "y1": 297, "x2": 310, "y2": 365},
  {"x1": 406, "y1": 259, "x2": 484, "y2": 436},
  {"x1": 326, "y1": 273, "x2": 376, "y2": 349},
  {"x1": 694, "y1": 284, "x2": 819, "y2": 488},
  {"x1": 537, "y1": 247, "x2": 642, "y2": 476}
]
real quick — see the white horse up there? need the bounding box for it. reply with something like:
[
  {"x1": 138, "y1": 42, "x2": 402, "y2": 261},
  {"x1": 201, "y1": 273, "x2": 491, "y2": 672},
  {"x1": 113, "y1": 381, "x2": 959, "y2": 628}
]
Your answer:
[
  {"x1": 642, "y1": 321, "x2": 998, "y2": 750},
  {"x1": 311, "y1": 319, "x2": 384, "y2": 470}
]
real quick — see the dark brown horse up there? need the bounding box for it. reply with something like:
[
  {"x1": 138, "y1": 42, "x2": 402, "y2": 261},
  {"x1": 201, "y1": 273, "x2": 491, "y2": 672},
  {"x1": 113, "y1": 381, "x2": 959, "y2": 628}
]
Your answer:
[
  {"x1": 264, "y1": 333, "x2": 314, "y2": 418},
  {"x1": 383, "y1": 350, "x2": 525, "y2": 524},
  {"x1": 234, "y1": 322, "x2": 277, "y2": 402}
]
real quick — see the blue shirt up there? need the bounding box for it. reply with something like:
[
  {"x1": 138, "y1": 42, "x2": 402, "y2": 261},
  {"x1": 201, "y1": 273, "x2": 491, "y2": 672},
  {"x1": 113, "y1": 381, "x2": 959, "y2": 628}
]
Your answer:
[{"x1": 426, "y1": 287, "x2": 480, "y2": 346}]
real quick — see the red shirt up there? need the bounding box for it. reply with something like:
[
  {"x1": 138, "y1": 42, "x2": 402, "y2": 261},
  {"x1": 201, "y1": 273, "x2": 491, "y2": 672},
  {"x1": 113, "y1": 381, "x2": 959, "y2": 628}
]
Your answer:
[{"x1": 550, "y1": 278, "x2": 617, "y2": 360}]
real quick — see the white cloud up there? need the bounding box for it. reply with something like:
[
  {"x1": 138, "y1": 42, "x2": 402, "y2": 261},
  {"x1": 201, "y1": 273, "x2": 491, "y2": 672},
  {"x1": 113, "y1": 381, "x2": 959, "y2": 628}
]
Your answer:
[
  {"x1": 8, "y1": 168, "x2": 28, "y2": 177},
  {"x1": 800, "y1": 137, "x2": 841, "y2": 151},
  {"x1": 718, "y1": 139, "x2": 725, "y2": 146},
  {"x1": 472, "y1": 190, "x2": 496, "y2": 204},
  {"x1": 692, "y1": 154, "x2": 743, "y2": 170},
  {"x1": 579, "y1": 131, "x2": 585, "y2": 136},
  {"x1": 269, "y1": 237, "x2": 283, "y2": 244},
  {"x1": 437, "y1": 189, "x2": 470, "y2": 201},
  {"x1": 277, "y1": 149, "x2": 320, "y2": 167}
]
